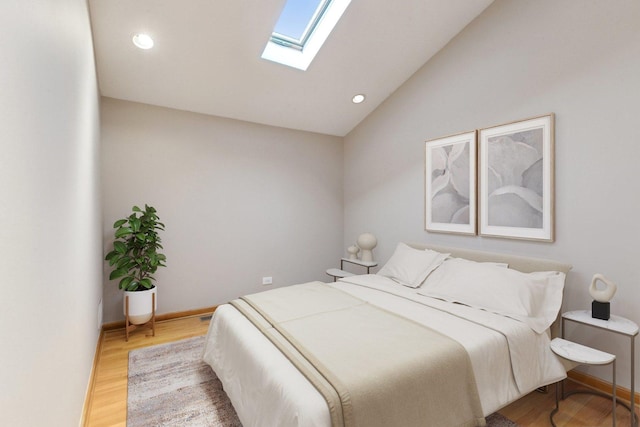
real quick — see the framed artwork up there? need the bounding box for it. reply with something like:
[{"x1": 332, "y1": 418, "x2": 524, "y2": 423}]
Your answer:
[
  {"x1": 478, "y1": 114, "x2": 554, "y2": 241},
  {"x1": 425, "y1": 131, "x2": 477, "y2": 235}
]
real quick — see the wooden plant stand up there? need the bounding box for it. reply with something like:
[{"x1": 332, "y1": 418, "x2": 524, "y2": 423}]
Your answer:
[{"x1": 125, "y1": 293, "x2": 156, "y2": 342}]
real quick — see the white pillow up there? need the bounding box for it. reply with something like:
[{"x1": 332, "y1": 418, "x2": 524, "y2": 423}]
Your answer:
[
  {"x1": 417, "y1": 257, "x2": 565, "y2": 333},
  {"x1": 377, "y1": 243, "x2": 449, "y2": 288}
]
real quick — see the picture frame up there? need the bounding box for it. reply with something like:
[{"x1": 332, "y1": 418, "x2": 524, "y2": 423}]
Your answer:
[
  {"x1": 425, "y1": 130, "x2": 477, "y2": 235},
  {"x1": 478, "y1": 114, "x2": 554, "y2": 241}
]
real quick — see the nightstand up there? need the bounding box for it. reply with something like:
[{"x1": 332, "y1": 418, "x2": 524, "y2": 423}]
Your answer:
[
  {"x1": 326, "y1": 258, "x2": 377, "y2": 281},
  {"x1": 550, "y1": 337, "x2": 616, "y2": 426},
  {"x1": 558, "y1": 310, "x2": 639, "y2": 426}
]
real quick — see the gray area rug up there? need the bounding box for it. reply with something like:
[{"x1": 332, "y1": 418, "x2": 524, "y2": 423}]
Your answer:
[
  {"x1": 128, "y1": 336, "x2": 242, "y2": 426},
  {"x1": 485, "y1": 413, "x2": 520, "y2": 427},
  {"x1": 128, "y1": 335, "x2": 519, "y2": 426}
]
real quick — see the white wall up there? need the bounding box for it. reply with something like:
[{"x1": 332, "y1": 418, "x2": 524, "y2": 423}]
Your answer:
[
  {"x1": 344, "y1": 0, "x2": 640, "y2": 389},
  {"x1": 0, "y1": 1, "x2": 102, "y2": 426},
  {"x1": 101, "y1": 98, "x2": 343, "y2": 322}
]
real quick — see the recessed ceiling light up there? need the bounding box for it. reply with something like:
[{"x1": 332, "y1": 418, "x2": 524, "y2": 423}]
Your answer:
[
  {"x1": 352, "y1": 94, "x2": 365, "y2": 104},
  {"x1": 132, "y1": 33, "x2": 154, "y2": 50}
]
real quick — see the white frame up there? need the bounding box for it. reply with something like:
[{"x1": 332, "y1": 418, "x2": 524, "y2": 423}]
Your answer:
[
  {"x1": 478, "y1": 114, "x2": 554, "y2": 241},
  {"x1": 425, "y1": 131, "x2": 477, "y2": 235}
]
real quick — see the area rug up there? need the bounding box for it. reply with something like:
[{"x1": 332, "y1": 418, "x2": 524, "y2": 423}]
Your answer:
[
  {"x1": 128, "y1": 336, "x2": 242, "y2": 426},
  {"x1": 128, "y1": 335, "x2": 519, "y2": 426},
  {"x1": 485, "y1": 413, "x2": 520, "y2": 427}
]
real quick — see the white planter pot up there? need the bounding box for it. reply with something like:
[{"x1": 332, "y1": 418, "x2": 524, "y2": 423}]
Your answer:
[{"x1": 123, "y1": 287, "x2": 157, "y2": 325}]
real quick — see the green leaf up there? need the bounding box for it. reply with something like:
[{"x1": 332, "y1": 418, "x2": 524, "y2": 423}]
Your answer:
[
  {"x1": 115, "y1": 227, "x2": 133, "y2": 238},
  {"x1": 132, "y1": 205, "x2": 142, "y2": 212},
  {"x1": 113, "y1": 241, "x2": 127, "y2": 254},
  {"x1": 116, "y1": 256, "x2": 132, "y2": 268},
  {"x1": 105, "y1": 250, "x2": 118, "y2": 261},
  {"x1": 113, "y1": 219, "x2": 127, "y2": 228},
  {"x1": 109, "y1": 268, "x2": 128, "y2": 280},
  {"x1": 140, "y1": 278, "x2": 153, "y2": 289},
  {"x1": 118, "y1": 276, "x2": 134, "y2": 290},
  {"x1": 126, "y1": 280, "x2": 140, "y2": 291},
  {"x1": 130, "y1": 218, "x2": 141, "y2": 233},
  {"x1": 136, "y1": 233, "x2": 146, "y2": 241}
]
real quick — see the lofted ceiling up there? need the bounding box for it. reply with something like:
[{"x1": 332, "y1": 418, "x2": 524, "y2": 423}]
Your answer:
[{"x1": 88, "y1": 0, "x2": 493, "y2": 137}]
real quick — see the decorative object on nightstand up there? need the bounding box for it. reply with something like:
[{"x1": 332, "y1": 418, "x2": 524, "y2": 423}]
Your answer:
[
  {"x1": 347, "y1": 245, "x2": 360, "y2": 260},
  {"x1": 589, "y1": 273, "x2": 617, "y2": 320},
  {"x1": 357, "y1": 232, "x2": 377, "y2": 262},
  {"x1": 556, "y1": 310, "x2": 639, "y2": 427}
]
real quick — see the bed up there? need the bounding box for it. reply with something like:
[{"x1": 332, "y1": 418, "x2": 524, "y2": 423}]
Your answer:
[{"x1": 202, "y1": 243, "x2": 572, "y2": 427}]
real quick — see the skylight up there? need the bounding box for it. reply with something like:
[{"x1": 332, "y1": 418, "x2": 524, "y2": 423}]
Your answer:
[
  {"x1": 272, "y1": 0, "x2": 329, "y2": 50},
  {"x1": 262, "y1": 0, "x2": 351, "y2": 71}
]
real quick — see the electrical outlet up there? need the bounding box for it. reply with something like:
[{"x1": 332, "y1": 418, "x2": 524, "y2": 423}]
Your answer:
[{"x1": 262, "y1": 276, "x2": 273, "y2": 286}]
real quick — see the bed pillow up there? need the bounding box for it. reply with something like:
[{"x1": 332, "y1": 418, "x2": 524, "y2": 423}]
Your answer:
[
  {"x1": 417, "y1": 257, "x2": 565, "y2": 333},
  {"x1": 376, "y1": 243, "x2": 449, "y2": 288}
]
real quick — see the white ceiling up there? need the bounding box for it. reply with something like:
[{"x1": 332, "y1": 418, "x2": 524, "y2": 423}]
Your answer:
[{"x1": 88, "y1": 0, "x2": 493, "y2": 137}]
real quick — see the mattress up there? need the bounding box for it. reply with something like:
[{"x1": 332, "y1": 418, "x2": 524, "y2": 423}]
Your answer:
[{"x1": 202, "y1": 273, "x2": 567, "y2": 427}]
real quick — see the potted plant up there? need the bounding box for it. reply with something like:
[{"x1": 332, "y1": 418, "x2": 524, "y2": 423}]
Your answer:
[{"x1": 105, "y1": 204, "x2": 167, "y2": 325}]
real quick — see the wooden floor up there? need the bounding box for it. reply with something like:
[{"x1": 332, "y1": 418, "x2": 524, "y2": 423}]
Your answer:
[
  {"x1": 501, "y1": 383, "x2": 637, "y2": 426},
  {"x1": 84, "y1": 314, "x2": 638, "y2": 426},
  {"x1": 84, "y1": 314, "x2": 212, "y2": 426}
]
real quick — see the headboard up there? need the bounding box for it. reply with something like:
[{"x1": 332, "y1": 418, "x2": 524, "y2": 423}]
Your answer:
[
  {"x1": 406, "y1": 243, "x2": 572, "y2": 337},
  {"x1": 406, "y1": 243, "x2": 572, "y2": 274}
]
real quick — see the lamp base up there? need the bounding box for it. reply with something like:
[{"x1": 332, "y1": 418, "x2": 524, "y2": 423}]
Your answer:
[{"x1": 592, "y1": 301, "x2": 610, "y2": 320}]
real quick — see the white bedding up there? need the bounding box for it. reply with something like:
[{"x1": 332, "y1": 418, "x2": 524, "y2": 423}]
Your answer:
[{"x1": 202, "y1": 274, "x2": 567, "y2": 427}]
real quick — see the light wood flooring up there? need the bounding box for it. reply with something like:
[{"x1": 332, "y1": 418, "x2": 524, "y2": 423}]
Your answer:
[
  {"x1": 84, "y1": 314, "x2": 638, "y2": 426},
  {"x1": 84, "y1": 314, "x2": 212, "y2": 426}
]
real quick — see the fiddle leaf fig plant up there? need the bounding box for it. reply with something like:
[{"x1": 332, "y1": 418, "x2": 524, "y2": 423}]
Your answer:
[{"x1": 105, "y1": 205, "x2": 167, "y2": 291}]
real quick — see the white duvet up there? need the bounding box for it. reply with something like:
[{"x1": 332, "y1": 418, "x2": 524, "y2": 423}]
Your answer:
[{"x1": 202, "y1": 275, "x2": 567, "y2": 427}]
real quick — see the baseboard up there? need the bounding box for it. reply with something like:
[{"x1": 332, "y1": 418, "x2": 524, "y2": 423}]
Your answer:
[
  {"x1": 568, "y1": 370, "x2": 640, "y2": 405},
  {"x1": 80, "y1": 328, "x2": 105, "y2": 426},
  {"x1": 101, "y1": 306, "x2": 217, "y2": 331}
]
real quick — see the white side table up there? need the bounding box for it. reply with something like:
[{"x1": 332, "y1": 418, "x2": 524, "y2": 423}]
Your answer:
[
  {"x1": 325, "y1": 268, "x2": 354, "y2": 281},
  {"x1": 325, "y1": 258, "x2": 377, "y2": 282},
  {"x1": 550, "y1": 337, "x2": 616, "y2": 426},
  {"x1": 562, "y1": 310, "x2": 639, "y2": 426}
]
